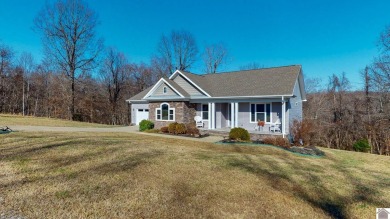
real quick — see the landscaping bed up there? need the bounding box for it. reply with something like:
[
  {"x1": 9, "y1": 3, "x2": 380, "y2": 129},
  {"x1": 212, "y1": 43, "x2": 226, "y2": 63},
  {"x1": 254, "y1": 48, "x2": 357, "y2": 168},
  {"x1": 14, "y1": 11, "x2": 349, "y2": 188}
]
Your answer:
[{"x1": 220, "y1": 138, "x2": 325, "y2": 157}]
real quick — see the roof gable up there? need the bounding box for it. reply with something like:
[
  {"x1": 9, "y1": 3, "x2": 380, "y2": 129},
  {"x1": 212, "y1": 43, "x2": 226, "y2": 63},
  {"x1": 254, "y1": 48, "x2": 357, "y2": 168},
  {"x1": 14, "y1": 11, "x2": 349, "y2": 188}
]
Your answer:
[{"x1": 143, "y1": 78, "x2": 188, "y2": 99}]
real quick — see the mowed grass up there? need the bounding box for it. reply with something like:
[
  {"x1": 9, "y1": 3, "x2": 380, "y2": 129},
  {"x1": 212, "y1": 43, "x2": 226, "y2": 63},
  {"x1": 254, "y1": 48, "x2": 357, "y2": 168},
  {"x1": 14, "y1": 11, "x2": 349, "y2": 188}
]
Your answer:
[
  {"x1": 0, "y1": 114, "x2": 118, "y2": 128},
  {"x1": 0, "y1": 132, "x2": 389, "y2": 218}
]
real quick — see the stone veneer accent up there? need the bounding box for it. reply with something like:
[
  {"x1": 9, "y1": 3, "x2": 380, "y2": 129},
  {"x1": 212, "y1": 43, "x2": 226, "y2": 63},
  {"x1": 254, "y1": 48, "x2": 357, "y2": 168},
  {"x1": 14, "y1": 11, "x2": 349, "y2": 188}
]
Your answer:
[{"x1": 149, "y1": 101, "x2": 197, "y2": 129}]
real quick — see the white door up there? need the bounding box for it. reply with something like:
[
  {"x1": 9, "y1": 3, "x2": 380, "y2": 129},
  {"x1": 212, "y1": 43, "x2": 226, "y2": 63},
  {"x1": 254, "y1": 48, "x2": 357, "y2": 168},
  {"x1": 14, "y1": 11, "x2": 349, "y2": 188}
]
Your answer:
[{"x1": 136, "y1": 109, "x2": 149, "y2": 125}]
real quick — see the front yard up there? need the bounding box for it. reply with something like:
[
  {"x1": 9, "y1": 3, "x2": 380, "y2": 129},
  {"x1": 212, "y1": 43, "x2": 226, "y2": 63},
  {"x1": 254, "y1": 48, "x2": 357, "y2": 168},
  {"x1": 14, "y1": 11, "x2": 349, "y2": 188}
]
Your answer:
[{"x1": 0, "y1": 131, "x2": 389, "y2": 218}]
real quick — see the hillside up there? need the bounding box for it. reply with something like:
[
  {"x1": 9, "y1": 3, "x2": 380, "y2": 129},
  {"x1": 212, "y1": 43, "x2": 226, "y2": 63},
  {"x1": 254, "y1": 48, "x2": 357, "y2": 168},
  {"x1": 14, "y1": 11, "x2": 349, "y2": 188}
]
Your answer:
[
  {"x1": 1, "y1": 130, "x2": 389, "y2": 218},
  {"x1": 0, "y1": 114, "x2": 119, "y2": 128}
]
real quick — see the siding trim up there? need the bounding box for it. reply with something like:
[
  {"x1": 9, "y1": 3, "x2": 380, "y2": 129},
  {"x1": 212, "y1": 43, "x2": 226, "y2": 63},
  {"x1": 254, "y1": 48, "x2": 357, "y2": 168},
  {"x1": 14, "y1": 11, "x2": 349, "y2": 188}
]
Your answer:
[{"x1": 143, "y1": 78, "x2": 185, "y2": 99}]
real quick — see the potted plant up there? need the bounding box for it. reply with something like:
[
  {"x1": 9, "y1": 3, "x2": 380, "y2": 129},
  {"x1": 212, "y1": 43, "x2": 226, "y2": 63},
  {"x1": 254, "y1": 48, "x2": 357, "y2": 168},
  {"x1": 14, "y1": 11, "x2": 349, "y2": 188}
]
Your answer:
[{"x1": 257, "y1": 120, "x2": 265, "y2": 131}]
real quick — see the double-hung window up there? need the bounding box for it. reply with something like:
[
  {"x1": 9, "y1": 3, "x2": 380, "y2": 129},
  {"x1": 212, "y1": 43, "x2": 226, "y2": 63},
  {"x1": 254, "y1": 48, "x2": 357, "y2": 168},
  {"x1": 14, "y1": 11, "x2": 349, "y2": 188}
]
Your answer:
[
  {"x1": 202, "y1": 104, "x2": 209, "y2": 120},
  {"x1": 156, "y1": 103, "x2": 175, "y2": 121},
  {"x1": 250, "y1": 103, "x2": 271, "y2": 123}
]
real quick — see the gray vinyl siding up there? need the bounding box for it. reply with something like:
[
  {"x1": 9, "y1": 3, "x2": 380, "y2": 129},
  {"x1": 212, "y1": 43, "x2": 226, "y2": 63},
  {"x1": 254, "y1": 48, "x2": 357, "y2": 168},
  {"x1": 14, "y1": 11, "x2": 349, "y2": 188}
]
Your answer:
[
  {"x1": 173, "y1": 75, "x2": 205, "y2": 96},
  {"x1": 288, "y1": 80, "x2": 303, "y2": 128},
  {"x1": 149, "y1": 82, "x2": 180, "y2": 98},
  {"x1": 131, "y1": 103, "x2": 149, "y2": 124}
]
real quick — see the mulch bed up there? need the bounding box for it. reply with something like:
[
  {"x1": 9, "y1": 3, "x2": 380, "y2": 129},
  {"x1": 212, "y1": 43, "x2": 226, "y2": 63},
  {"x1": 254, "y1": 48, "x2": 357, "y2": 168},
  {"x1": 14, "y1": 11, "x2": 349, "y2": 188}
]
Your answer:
[{"x1": 219, "y1": 139, "x2": 325, "y2": 156}]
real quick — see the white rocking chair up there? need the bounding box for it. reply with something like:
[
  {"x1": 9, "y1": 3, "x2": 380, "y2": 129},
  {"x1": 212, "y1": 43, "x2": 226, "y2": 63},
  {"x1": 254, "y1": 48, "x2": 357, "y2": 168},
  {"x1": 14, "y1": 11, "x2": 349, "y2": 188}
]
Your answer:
[
  {"x1": 194, "y1": 116, "x2": 204, "y2": 128},
  {"x1": 269, "y1": 119, "x2": 281, "y2": 132}
]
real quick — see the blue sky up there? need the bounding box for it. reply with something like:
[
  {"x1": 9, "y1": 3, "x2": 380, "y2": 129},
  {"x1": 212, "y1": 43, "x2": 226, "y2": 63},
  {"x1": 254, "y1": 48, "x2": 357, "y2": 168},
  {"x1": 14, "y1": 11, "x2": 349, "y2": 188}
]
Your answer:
[{"x1": 1, "y1": 0, "x2": 390, "y2": 89}]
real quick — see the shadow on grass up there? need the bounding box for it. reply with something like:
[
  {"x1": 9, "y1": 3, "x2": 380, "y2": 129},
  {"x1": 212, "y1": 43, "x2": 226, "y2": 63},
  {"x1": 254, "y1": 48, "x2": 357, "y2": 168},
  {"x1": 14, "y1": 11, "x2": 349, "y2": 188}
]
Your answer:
[{"x1": 226, "y1": 153, "x2": 390, "y2": 219}]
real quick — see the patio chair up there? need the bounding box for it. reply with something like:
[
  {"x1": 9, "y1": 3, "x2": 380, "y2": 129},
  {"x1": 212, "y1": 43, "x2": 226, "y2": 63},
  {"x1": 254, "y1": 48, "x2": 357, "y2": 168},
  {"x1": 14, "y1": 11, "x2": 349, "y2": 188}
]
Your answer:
[
  {"x1": 194, "y1": 116, "x2": 204, "y2": 128},
  {"x1": 269, "y1": 119, "x2": 281, "y2": 132}
]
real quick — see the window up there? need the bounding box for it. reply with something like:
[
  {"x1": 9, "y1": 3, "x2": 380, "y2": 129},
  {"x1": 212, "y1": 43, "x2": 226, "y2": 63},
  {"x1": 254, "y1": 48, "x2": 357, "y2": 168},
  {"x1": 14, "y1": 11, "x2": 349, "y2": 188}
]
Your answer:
[
  {"x1": 250, "y1": 103, "x2": 271, "y2": 123},
  {"x1": 163, "y1": 86, "x2": 167, "y2": 94},
  {"x1": 202, "y1": 104, "x2": 209, "y2": 120},
  {"x1": 156, "y1": 103, "x2": 175, "y2": 121}
]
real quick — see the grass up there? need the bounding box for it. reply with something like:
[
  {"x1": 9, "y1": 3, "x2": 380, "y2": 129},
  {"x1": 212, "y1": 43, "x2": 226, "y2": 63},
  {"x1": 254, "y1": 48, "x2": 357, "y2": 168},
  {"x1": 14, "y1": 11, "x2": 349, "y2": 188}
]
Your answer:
[
  {"x1": 0, "y1": 131, "x2": 389, "y2": 218},
  {"x1": 0, "y1": 114, "x2": 119, "y2": 128}
]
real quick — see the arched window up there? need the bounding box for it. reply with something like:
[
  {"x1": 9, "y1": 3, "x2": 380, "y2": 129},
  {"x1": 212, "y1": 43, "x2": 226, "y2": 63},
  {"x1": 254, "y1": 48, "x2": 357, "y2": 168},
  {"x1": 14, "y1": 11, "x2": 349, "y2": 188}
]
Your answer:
[
  {"x1": 156, "y1": 103, "x2": 175, "y2": 121},
  {"x1": 163, "y1": 86, "x2": 167, "y2": 94}
]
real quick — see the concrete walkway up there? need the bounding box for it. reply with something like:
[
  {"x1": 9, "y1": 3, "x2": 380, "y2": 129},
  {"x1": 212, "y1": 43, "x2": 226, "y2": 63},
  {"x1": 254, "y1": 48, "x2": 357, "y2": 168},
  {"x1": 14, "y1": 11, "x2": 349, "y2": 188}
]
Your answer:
[{"x1": 10, "y1": 125, "x2": 223, "y2": 143}]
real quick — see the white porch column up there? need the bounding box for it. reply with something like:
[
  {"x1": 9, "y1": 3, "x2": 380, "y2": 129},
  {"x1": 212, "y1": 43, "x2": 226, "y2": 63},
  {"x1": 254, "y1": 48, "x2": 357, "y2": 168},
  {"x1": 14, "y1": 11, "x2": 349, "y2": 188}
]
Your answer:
[
  {"x1": 282, "y1": 96, "x2": 286, "y2": 138},
  {"x1": 208, "y1": 102, "x2": 212, "y2": 130},
  {"x1": 211, "y1": 102, "x2": 216, "y2": 129},
  {"x1": 230, "y1": 102, "x2": 235, "y2": 128},
  {"x1": 234, "y1": 102, "x2": 239, "y2": 127}
]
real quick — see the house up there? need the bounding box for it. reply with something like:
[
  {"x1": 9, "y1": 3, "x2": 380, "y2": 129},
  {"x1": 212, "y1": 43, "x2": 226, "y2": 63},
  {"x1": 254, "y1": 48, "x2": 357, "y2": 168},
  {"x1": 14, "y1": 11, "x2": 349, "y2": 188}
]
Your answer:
[
  {"x1": 127, "y1": 65, "x2": 306, "y2": 137},
  {"x1": 378, "y1": 208, "x2": 390, "y2": 219}
]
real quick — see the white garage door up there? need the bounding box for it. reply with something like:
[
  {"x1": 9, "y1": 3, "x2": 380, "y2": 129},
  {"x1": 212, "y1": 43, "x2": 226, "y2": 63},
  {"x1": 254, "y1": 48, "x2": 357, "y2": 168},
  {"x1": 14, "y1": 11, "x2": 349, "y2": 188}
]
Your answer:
[{"x1": 136, "y1": 109, "x2": 149, "y2": 125}]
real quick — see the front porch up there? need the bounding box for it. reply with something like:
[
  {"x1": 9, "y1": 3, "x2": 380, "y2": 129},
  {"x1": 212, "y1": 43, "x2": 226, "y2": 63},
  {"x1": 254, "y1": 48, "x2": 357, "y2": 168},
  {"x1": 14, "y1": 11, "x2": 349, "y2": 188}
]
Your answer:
[{"x1": 194, "y1": 100, "x2": 288, "y2": 137}]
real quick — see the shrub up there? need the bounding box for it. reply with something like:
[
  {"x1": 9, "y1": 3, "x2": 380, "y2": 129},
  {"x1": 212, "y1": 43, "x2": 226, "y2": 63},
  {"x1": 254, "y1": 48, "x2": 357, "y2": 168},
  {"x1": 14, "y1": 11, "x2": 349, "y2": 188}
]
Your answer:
[
  {"x1": 262, "y1": 136, "x2": 276, "y2": 145},
  {"x1": 229, "y1": 127, "x2": 250, "y2": 141},
  {"x1": 186, "y1": 124, "x2": 200, "y2": 136},
  {"x1": 353, "y1": 139, "x2": 371, "y2": 152},
  {"x1": 139, "y1": 120, "x2": 154, "y2": 131},
  {"x1": 168, "y1": 122, "x2": 178, "y2": 134},
  {"x1": 290, "y1": 119, "x2": 317, "y2": 146},
  {"x1": 275, "y1": 137, "x2": 290, "y2": 148},
  {"x1": 175, "y1": 123, "x2": 187, "y2": 134},
  {"x1": 160, "y1": 126, "x2": 169, "y2": 133},
  {"x1": 262, "y1": 136, "x2": 290, "y2": 148}
]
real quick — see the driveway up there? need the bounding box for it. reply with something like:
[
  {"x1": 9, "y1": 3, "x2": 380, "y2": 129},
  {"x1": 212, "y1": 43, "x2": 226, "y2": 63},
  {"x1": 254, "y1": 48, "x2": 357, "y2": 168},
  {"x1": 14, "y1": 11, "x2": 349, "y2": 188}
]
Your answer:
[{"x1": 10, "y1": 125, "x2": 223, "y2": 143}]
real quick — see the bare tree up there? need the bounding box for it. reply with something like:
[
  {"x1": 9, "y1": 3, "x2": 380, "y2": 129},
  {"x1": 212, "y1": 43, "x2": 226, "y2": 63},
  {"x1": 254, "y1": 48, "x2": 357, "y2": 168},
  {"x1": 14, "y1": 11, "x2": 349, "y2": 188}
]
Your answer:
[
  {"x1": 203, "y1": 43, "x2": 229, "y2": 74},
  {"x1": 100, "y1": 48, "x2": 130, "y2": 125},
  {"x1": 34, "y1": 0, "x2": 103, "y2": 120},
  {"x1": 18, "y1": 52, "x2": 35, "y2": 116},
  {"x1": 155, "y1": 30, "x2": 198, "y2": 75},
  {"x1": 239, "y1": 62, "x2": 264, "y2": 70},
  {"x1": 0, "y1": 44, "x2": 14, "y2": 112}
]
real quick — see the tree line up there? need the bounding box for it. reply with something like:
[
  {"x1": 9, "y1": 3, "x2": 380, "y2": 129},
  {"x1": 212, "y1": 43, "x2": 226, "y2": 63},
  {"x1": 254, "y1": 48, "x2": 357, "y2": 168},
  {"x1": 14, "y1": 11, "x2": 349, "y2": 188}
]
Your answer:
[
  {"x1": 0, "y1": 0, "x2": 231, "y2": 125},
  {"x1": 302, "y1": 26, "x2": 390, "y2": 155}
]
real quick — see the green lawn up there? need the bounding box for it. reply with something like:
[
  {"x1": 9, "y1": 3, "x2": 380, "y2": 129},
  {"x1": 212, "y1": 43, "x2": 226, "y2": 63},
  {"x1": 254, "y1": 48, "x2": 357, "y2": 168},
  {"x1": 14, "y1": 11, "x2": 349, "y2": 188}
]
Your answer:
[
  {"x1": 1, "y1": 131, "x2": 389, "y2": 218},
  {"x1": 0, "y1": 114, "x2": 119, "y2": 128}
]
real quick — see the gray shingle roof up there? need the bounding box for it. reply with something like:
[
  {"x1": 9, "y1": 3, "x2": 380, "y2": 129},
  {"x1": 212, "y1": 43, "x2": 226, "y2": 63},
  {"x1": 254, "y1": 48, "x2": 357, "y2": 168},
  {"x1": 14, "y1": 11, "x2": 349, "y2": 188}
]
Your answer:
[
  {"x1": 180, "y1": 65, "x2": 301, "y2": 97},
  {"x1": 128, "y1": 86, "x2": 152, "y2": 101},
  {"x1": 129, "y1": 65, "x2": 301, "y2": 101}
]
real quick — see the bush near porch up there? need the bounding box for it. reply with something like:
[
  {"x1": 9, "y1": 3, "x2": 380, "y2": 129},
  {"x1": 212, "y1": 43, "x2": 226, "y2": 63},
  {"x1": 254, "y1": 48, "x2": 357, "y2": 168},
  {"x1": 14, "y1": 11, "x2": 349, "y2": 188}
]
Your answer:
[{"x1": 229, "y1": 127, "x2": 250, "y2": 142}]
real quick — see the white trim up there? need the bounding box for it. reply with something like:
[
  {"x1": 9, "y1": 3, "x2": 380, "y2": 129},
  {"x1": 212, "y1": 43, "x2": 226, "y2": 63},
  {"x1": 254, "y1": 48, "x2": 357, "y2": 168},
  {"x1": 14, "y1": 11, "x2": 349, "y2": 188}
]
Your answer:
[
  {"x1": 201, "y1": 103, "x2": 209, "y2": 121},
  {"x1": 208, "y1": 103, "x2": 212, "y2": 129},
  {"x1": 210, "y1": 102, "x2": 215, "y2": 129},
  {"x1": 230, "y1": 102, "x2": 235, "y2": 128},
  {"x1": 234, "y1": 102, "x2": 238, "y2": 127},
  {"x1": 282, "y1": 96, "x2": 286, "y2": 138},
  {"x1": 143, "y1": 78, "x2": 185, "y2": 99},
  {"x1": 169, "y1": 70, "x2": 212, "y2": 97},
  {"x1": 249, "y1": 102, "x2": 273, "y2": 124},
  {"x1": 155, "y1": 102, "x2": 175, "y2": 121}
]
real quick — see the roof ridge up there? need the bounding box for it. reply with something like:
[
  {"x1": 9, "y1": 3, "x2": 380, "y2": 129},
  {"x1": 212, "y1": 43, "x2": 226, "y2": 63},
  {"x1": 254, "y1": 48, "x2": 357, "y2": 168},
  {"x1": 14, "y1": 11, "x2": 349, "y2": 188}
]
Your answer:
[{"x1": 181, "y1": 65, "x2": 301, "y2": 76}]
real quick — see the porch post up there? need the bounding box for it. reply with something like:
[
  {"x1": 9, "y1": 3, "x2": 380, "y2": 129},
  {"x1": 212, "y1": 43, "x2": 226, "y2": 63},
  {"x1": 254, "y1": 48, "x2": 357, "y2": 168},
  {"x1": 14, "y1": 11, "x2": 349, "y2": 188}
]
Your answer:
[
  {"x1": 211, "y1": 102, "x2": 216, "y2": 129},
  {"x1": 282, "y1": 96, "x2": 286, "y2": 138},
  {"x1": 230, "y1": 102, "x2": 235, "y2": 128},
  {"x1": 208, "y1": 102, "x2": 212, "y2": 129},
  {"x1": 234, "y1": 102, "x2": 239, "y2": 127}
]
